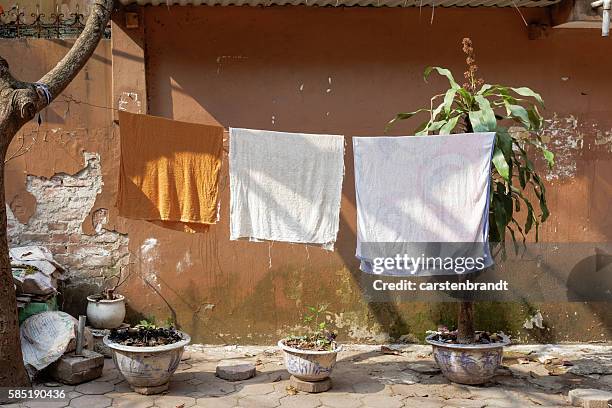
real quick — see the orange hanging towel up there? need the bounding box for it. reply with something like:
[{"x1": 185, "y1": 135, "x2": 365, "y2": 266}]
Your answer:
[{"x1": 117, "y1": 111, "x2": 223, "y2": 233}]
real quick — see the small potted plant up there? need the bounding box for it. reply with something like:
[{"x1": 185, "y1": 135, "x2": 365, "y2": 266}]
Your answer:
[
  {"x1": 388, "y1": 38, "x2": 553, "y2": 385},
  {"x1": 278, "y1": 305, "x2": 341, "y2": 382},
  {"x1": 103, "y1": 320, "x2": 191, "y2": 395},
  {"x1": 87, "y1": 267, "x2": 129, "y2": 329}
]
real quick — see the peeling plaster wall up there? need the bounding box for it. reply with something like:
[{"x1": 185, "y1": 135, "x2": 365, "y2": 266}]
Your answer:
[
  {"x1": 7, "y1": 148, "x2": 131, "y2": 304},
  {"x1": 7, "y1": 152, "x2": 129, "y2": 313},
  {"x1": 1, "y1": 39, "x2": 130, "y2": 316}
]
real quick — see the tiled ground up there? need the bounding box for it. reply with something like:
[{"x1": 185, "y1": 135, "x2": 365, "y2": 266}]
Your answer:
[{"x1": 6, "y1": 344, "x2": 612, "y2": 408}]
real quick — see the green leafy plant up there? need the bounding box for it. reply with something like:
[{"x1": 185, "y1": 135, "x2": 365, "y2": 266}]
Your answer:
[
  {"x1": 136, "y1": 318, "x2": 157, "y2": 329},
  {"x1": 388, "y1": 39, "x2": 554, "y2": 345},
  {"x1": 284, "y1": 304, "x2": 337, "y2": 351},
  {"x1": 162, "y1": 317, "x2": 176, "y2": 328},
  {"x1": 387, "y1": 38, "x2": 553, "y2": 247},
  {"x1": 303, "y1": 304, "x2": 329, "y2": 333}
]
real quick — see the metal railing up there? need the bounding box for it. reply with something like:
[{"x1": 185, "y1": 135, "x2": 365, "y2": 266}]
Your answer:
[{"x1": 0, "y1": 5, "x2": 111, "y2": 39}]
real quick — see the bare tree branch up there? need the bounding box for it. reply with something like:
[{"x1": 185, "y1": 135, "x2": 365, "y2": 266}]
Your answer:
[
  {"x1": 37, "y1": 0, "x2": 115, "y2": 108},
  {"x1": 0, "y1": 0, "x2": 115, "y2": 131}
]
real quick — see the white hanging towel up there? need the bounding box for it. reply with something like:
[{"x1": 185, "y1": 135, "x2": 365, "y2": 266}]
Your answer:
[
  {"x1": 353, "y1": 132, "x2": 496, "y2": 276},
  {"x1": 229, "y1": 128, "x2": 345, "y2": 250}
]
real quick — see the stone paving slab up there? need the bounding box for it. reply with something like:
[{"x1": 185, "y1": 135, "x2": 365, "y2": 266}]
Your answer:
[{"x1": 9, "y1": 344, "x2": 611, "y2": 408}]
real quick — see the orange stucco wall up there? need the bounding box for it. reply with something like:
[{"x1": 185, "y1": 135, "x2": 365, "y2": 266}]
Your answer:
[{"x1": 5, "y1": 5, "x2": 612, "y2": 343}]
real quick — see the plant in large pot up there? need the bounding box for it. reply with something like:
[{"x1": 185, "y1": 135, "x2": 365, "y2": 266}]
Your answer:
[
  {"x1": 387, "y1": 38, "x2": 553, "y2": 385},
  {"x1": 103, "y1": 322, "x2": 191, "y2": 395},
  {"x1": 278, "y1": 304, "x2": 341, "y2": 384},
  {"x1": 87, "y1": 267, "x2": 129, "y2": 329}
]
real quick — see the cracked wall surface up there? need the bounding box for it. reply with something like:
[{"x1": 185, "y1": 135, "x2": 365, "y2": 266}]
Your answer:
[{"x1": 7, "y1": 152, "x2": 129, "y2": 286}]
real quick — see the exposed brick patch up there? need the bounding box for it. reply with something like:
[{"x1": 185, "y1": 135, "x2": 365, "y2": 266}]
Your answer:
[{"x1": 6, "y1": 152, "x2": 129, "y2": 291}]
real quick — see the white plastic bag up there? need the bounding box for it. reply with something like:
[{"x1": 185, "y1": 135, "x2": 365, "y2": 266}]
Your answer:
[{"x1": 20, "y1": 312, "x2": 77, "y2": 378}]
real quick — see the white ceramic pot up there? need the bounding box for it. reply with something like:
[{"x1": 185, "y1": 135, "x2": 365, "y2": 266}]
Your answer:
[
  {"x1": 103, "y1": 331, "x2": 191, "y2": 395},
  {"x1": 278, "y1": 340, "x2": 341, "y2": 381},
  {"x1": 426, "y1": 334, "x2": 510, "y2": 385},
  {"x1": 86, "y1": 294, "x2": 126, "y2": 329}
]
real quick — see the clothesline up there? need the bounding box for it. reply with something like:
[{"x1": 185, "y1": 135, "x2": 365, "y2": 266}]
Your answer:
[{"x1": 116, "y1": 112, "x2": 496, "y2": 276}]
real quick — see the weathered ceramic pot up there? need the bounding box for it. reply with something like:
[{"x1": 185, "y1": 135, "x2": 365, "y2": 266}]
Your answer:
[
  {"x1": 426, "y1": 334, "x2": 510, "y2": 385},
  {"x1": 278, "y1": 340, "x2": 341, "y2": 381},
  {"x1": 103, "y1": 331, "x2": 191, "y2": 394},
  {"x1": 86, "y1": 295, "x2": 126, "y2": 329}
]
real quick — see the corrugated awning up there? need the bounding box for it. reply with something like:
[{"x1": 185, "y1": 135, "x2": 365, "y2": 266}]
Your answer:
[{"x1": 118, "y1": 0, "x2": 560, "y2": 7}]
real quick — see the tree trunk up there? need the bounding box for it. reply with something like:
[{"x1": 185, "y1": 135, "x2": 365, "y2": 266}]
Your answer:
[
  {"x1": 0, "y1": 153, "x2": 31, "y2": 388},
  {"x1": 457, "y1": 301, "x2": 475, "y2": 344},
  {"x1": 0, "y1": 0, "x2": 115, "y2": 388},
  {"x1": 455, "y1": 114, "x2": 476, "y2": 345}
]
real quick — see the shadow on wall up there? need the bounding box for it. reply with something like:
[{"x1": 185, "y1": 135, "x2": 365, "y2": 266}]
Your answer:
[{"x1": 566, "y1": 250, "x2": 612, "y2": 337}]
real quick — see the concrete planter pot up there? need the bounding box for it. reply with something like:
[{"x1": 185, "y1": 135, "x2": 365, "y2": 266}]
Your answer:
[
  {"x1": 278, "y1": 339, "x2": 341, "y2": 381},
  {"x1": 86, "y1": 294, "x2": 126, "y2": 329},
  {"x1": 426, "y1": 334, "x2": 510, "y2": 385},
  {"x1": 103, "y1": 331, "x2": 191, "y2": 394}
]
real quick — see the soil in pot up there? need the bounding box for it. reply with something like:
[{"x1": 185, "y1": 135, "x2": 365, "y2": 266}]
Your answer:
[
  {"x1": 282, "y1": 332, "x2": 338, "y2": 352},
  {"x1": 428, "y1": 330, "x2": 507, "y2": 345},
  {"x1": 108, "y1": 327, "x2": 182, "y2": 347}
]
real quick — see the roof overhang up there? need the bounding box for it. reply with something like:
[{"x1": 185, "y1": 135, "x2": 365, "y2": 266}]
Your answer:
[
  {"x1": 118, "y1": 0, "x2": 560, "y2": 7},
  {"x1": 118, "y1": 0, "x2": 605, "y2": 34}
]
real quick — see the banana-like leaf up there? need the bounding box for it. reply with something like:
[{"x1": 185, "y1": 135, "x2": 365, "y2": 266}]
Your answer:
[
  {"x1": 475, "y1": 96, "x2": 497, "y2": 129},
  {"x1": 495, "y1": 128, "x2": 513, "y2": 159},
  {"x1": 475, "y1": 94, "x2": 492, "y2": 110},
  {"x1": 505, "y1": 103, "x2": 531, "y2": 129},
  {"x1": 498, "y1": 183, "x2": 514, "y2": 225},
  {"x1": 424, "y1": 67, "x2": 460, "y2": 90},
  {"x1": 443, "y1": 88, "x2": 457, "y2": 114},
  {"x1": 507, "y1": 226, "x2": 519, "y2": 253},
  {"x1": 477, "y1": 83, "x2": 494, "y2": 95},
  {"x1": 511, "y1": 86, "x2": 545, "y2": 108},
  {"x1": 426, "y1": 120, "x2": 447, "y2": 133},
  {"x1": 510, "y1": 186, "x2": 537, "y2": 234},
  {"x1": 525, "y1": 205, "x2": 534, "y2": 234},
  {"x1": 492, "y1": 147, "x2": 510, "y2": 180},
  {"x1": 386, "y1": 108, "x2": 430, "y2": 132},
  {"x1": 439, "y1": 115, "x2": 460, "y2": 135},
  {"x1": 518, "y1": 164, "x2": 527, "y2": 189},
  {"x1": 457, "y1": 88, "x2": 475, "y2": 108},
  {"x1": 539, "y1": 196, "x2": 550, "y2": 222},
  {"x1": 468, "y1": 110, "x2": 496, "y2": 132},
  {"x1": 430, "y1": 100, "x2": 447, "y2": 123},
  {"x1": 527, "y1": 107, "x2": 542, "y2": 131},
  {"x1": 493, "y1": 197, "x2": 508, "y2": 243},
  {"x1": 510, "y1": 218, "x2": 526, "y2": 240}
]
